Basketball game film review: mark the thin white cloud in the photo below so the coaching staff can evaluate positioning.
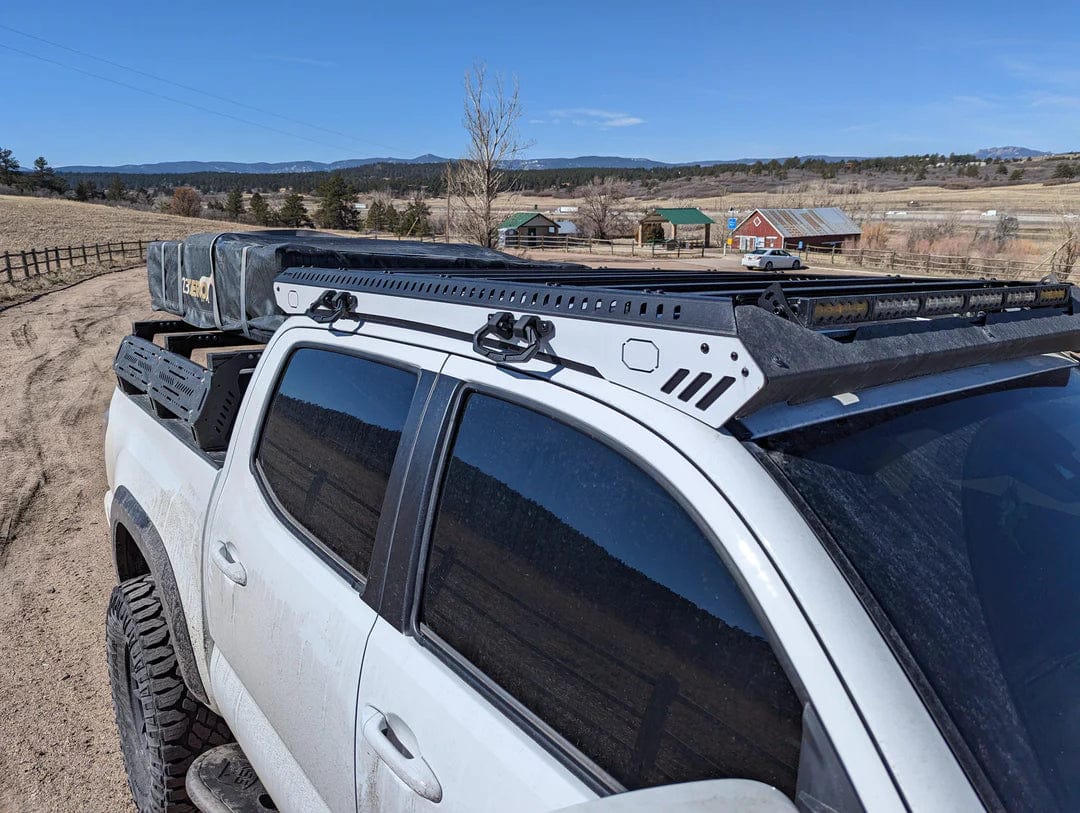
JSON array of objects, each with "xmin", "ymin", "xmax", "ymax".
[{"xmin": 546, "ymin": 108, "xmax": 645, "ymax": 128}]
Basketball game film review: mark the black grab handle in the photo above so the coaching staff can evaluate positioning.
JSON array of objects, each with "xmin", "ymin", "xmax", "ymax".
[
  {"xmin": 306, "ymin": 290, "xmax": 358, "ymax": 325},
  {"xmin": 472, "ymin": 311, "xmax": 555, "ymax": 364}
]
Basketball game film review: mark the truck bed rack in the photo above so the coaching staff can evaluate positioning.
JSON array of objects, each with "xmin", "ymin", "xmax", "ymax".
[{"xmin": 115, "ymin": 321, "xmax": 263, "ymax": 452}]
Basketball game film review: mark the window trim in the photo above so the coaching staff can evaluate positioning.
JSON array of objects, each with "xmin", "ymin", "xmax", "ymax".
[
  {"xmin": 404, "ymin": 380, "xmax": 807, "ymax": 796},
  {"xmin": 248, "ymin": 342, "xmax": 425, "ymax": 594}
]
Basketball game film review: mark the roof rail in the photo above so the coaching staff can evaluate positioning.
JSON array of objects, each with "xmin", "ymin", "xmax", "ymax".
[{"xmin": 273, "ymin": 267, "xmax": 1080, "ymax": 426}]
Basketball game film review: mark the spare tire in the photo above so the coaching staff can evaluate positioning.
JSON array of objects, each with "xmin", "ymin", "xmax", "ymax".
[{"xmin": 106, "ymin": 574, "xmax": 231, "ymax": 812}]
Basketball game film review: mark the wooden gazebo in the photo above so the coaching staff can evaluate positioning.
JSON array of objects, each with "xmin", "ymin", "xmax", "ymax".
[{"xmin": 637, "ymin": 207, "xmax": 715, "ymax": 247}]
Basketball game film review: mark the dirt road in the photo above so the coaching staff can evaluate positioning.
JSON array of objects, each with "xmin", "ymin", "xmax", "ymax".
[{"xmin": 0, "ymin": 267, "xmax": 152, "ymax": 812}]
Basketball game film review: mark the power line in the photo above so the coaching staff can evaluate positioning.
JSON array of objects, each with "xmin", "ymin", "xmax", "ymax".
[
  {"xmin": 0, "ymin": 40, "xmax": 371, "ymax": 155},
  {"xmin": 0, "ymin": 23, "xmax": 404, "ymax": 155}
]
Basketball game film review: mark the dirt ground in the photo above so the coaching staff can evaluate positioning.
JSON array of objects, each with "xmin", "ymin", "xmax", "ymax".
[{"xmin": 0, "ymin": 267, "xmax": 153, "ymax": 812}]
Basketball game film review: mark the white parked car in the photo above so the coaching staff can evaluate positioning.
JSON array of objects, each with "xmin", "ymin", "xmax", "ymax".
[{"xmin": 742, "ymin": 248, "xmax": 802, "ymax": 270}]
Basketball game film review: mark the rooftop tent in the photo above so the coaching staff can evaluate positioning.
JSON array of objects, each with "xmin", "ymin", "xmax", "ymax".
[{"xmin": 147, "ymin": 230, "xmax": 584, "ymax": 340}]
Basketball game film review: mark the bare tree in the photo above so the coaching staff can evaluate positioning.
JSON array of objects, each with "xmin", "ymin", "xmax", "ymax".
[
  {"xmin": 1049, "ymin": 213, "xmax": 1080, "ymax": 277},
  {"xmin": 452, "ymin": 63, "xmax": 528, "ymax": 247},
  {"xmin": 170, "ymin": 186, "xmax": 203, "ymax": 218},
  {"xmin": 578, "ymin": 177, "xmax": 630, "ymax": 239}
]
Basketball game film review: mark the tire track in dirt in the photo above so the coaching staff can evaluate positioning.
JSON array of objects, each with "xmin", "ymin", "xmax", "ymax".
[{"xmin": 0, "ymin": 268, "xmax": 155, "ymax": 812}]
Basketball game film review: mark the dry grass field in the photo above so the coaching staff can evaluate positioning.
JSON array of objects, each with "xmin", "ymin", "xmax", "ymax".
[
  {"xmin": 0, "ymin": 195, "xmax": 259, "ymax": 255},
  {"xmin": 505, "ymin": 181, "xmax": 1080, "ymax": 220}
]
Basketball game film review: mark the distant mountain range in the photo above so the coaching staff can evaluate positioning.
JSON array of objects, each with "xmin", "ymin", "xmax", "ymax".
[
  {"xmin": 974, "ymin": 146, "xmax": 1050, "ymax": 159},
  {"xmin": 55, "ymin": 154, "xmax": 451, "ymax": 174},
  {"xmin": 55, "ymin": 147, "xmax": 1054, "ymax": 175}
]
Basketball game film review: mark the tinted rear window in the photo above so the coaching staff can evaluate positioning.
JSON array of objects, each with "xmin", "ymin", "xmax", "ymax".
[
  {"xmin": 421, "ymin": 394, "xmax": 802, "ymax": 793},
  {"xmin": 256, "ymin": 348, "xmax": 416, "ymax": 578}
]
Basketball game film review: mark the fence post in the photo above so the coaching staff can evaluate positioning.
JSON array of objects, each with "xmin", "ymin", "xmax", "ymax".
[
  {"xmin": 107, "ymin": 243, "xmax": 114, "ymax": 262},
  {"xmin": 120, "ymin": 240, "xmax": 126, "ymax": 258},
  {"xmin": 95, "ymin": 243, "xmax": 101, "ymax": 263},
  {"xmin": 3, "ymin": 252, "xmax": 10, "ymax": 283},
  {"xmin": 21, "ymin": 251, "xmax": 30, "ymax": 278},
  {"xmin": 43, "ymin": 248, "xmax": 52, "ymax": 274}
]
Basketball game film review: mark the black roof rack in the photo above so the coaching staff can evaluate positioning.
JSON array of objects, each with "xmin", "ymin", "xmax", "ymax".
[{"xmin": 271, "ymin": 265, "xmax": 1080, "ymax": 424}]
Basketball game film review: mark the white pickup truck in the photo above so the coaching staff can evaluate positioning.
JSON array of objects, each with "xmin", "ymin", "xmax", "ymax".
[{"xmin": 104, "ymin": 252, "xmax": 1080, "ymax": 813}]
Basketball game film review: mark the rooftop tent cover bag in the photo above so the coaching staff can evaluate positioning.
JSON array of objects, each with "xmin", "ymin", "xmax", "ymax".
[{"xmin": 147, "ymin": 229, "xmax": 584, "ymax": 339}]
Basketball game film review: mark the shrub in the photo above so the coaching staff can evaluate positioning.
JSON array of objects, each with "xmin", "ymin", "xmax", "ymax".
[{"xmin": 170, "ymin": 187, "xmax": 202, "ymax": 218}]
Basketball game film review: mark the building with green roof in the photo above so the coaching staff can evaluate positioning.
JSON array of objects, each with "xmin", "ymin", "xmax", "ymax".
[
  {"xmin": 637, "ymin": 207, "xmax": 716, "ymax": 246},
  {"xmin": 497, "ymin": 212, "xmax": 560, "ymax": 247}
]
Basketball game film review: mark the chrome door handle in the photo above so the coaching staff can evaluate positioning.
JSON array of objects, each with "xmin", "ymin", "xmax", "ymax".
[
  {"xmin": 362, "ymin": 707, "xmax": 442, "ymax": 803},
  {"xmin": 211, "ymin": 541, "xmax": 247, "ymax": 586}
]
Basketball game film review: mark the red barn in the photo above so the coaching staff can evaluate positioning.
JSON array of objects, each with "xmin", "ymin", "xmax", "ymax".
[{"xmin": 731, "ymin": 207, "xmax": 861, "ymax": 251}]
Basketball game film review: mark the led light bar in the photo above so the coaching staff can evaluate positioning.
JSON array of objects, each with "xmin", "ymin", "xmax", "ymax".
[{"xmin": 791, "ymin": 283, "xmax": 1072, "ymax": 328}]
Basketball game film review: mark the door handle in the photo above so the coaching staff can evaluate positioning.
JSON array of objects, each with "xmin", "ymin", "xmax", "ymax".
[
  {"xmin": 211, "ymin": 541, "xmax": 247, "ymax": 586},
  {"xmin": 362, "ymin": 707, "xmax": 442, "ymax": 803}
]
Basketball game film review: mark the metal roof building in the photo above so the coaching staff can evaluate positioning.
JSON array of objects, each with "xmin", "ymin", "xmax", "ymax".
[{"xmin": 731, "ymin": 207, "xmax": 861, "ymax": 250}]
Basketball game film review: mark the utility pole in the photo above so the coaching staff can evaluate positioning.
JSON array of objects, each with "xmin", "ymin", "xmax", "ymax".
[{"xmin": 444, "ymin": 162, "xmax": 452, "ymax": 243}]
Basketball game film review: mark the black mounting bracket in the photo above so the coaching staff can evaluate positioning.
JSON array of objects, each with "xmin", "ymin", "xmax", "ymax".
[
  {"xmin": 757, "ymin": 282, "xmax": 797, "ymax": 321},
  {"xmin": 306, "ymin": 290, "xmax": 359, "ymax": 325},
  {"xmin": 472, "ymin": 311, "xmax": 555, "ymax": 364}
]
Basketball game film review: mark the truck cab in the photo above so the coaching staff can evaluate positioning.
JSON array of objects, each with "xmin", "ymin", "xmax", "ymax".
[{"xmin": 104, "ymin": 250, "xmax": 1080, "ymax": 813}]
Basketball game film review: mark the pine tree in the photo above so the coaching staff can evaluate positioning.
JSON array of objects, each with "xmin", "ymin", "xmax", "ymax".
[
  {"xmin": 397, "ymin": 193, "xmax": 431, "ymax": 236},
  {"xmin": 314, "ymin": 175, "xmax": 358, "ymax": 229},
  {"xmin": 278, "ymin": 193, "xmax": 312, "ymax": 227},
  {"xmin": 0, "ymin": 148, "xmax": 19, "ymax": 186},
  {"xmin": 249, "ymin": 192, "xmax": 274, "ymax": 226},
  {"xmin": 107, "ymin": 176, "xmax": 126, "ymax": 202},
  {"xmin": 366, "ymin": 200, "xmax": 385, "ymax": 231},
  {"xmin": 224, "ymin": 187, "xmax": 245, "ymax": 219},
  {"xmin": 32, "ymin": 156, "xmax": 66, "ymax": 193},
  {"xmin": 74, "ymin": 180, "xmax": 91, "ymax": 201},
  {"xmin": 383, "ymin": 202, "xmax": 399, "ymax": 232}
]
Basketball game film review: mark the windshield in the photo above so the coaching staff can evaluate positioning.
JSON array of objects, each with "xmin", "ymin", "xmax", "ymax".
[{"xmin": 760, "ymin": 366, "xmax": 1080, "ymax": 811}]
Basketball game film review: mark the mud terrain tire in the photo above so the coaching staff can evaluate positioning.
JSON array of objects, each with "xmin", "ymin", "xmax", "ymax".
[{"xmin": 106, "ymin": 574, "xmax": 231, "ymax": 812}]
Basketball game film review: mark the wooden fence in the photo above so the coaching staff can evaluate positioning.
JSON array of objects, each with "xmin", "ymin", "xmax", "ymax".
[
  {"xmin": 1, "ymin": 239, "xmax": 153, "ymax": 284},
  {"xmin": 801, "ymin": 245, "xmax": 1047, "ymax": 281},
  {"xmin": 501, "ymin": 234, "xmax": 707, "ymax": 258}
]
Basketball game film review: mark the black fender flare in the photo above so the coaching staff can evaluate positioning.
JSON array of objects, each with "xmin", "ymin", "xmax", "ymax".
[{"xmin": 110, "ymin": 486, "xmax": 209, "ymax": 706}]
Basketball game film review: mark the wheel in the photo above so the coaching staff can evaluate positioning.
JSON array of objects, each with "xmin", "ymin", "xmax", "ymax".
[
  {"xmin": 791, "ymin": 259, "xmax": 801, "ymax": 270},
  {"xmin": 106, "ymin": 575, "xmax": 232, "ymax": 813},
  {"xmin": 764, "ymin": 261, "xmax": 773, "ymax": 270}
]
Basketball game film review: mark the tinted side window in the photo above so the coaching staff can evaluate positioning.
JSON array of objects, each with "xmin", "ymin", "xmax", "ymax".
[
  {"xmin": 256, "ymin": 348, "xmax": 416, "ymax": 578},
  {"xmin": 420, "ymin": 394, "xmax": 802, "ymax": 794}
]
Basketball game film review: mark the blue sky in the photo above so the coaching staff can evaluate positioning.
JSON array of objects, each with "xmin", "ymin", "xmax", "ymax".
[{"xmin": 3, "ymin": 0, "xmax": 1078, "ymax": 166}]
